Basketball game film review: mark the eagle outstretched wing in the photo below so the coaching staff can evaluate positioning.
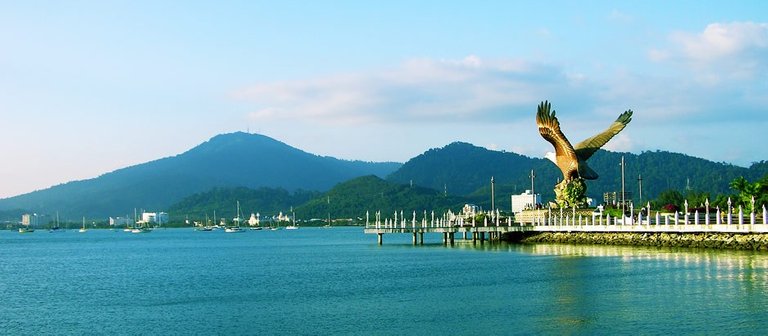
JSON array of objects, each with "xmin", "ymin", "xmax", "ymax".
[
  {"xmin": 573, "ymin": 110, "xmax": 633, "ymax": 161},
  {"xmin": 536, "ymin": 101, "xmax": 579, "ymax": 179}
]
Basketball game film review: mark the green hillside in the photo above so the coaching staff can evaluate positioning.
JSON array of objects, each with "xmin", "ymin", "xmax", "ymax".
[
  {"xmin": 389, "ymin": 142, "xmax": 765, "ymax": 210},
  {"xmin": 0, "ymin": 132, "xmax": 400, "ymax": 220},
  {"xmin": 167, "ymin": 186, "xmax": 321, "ymax": 222},
  {"xmin": 295, "ymin": 175, "xmax": 468, "ymax": 220}
]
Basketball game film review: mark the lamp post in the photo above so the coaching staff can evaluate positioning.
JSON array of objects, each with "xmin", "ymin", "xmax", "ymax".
[
  {"xmin": 530, "ymin": 169, "xmax": 535, "ymax": 210},
  {"xmin": 491, "ymin": 176, "xmax": 495, "ymax": 213},
  {"xmin": 620, "ymin": 156, "xmax": 626, "ymax": 216},
  {"xmin": 705, "ymin": 198, "xmax": 710, "ymax": 225},
  {"xmin": 637, "ymin": 174, "xmax": 643, "ymax": 205}
]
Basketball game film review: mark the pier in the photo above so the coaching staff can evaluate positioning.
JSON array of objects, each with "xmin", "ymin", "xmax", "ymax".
[{"xmin": 364, "ymin": 206, "xmax": 768, "ymax": 245}]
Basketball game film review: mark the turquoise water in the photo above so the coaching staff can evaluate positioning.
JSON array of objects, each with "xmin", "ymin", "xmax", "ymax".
[{"xmin": 1, "ymin": 227, "xmax": 767, "ymax": 335}]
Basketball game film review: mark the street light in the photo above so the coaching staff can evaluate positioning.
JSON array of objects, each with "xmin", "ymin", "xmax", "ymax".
[
  {"xmin": 490, "ymin": 176, "xmax": 495, "ymax": 213},
  {"xmin": 620, "ymin": 156, "xmax": 626, "ymax": 216},
  {"xmin": 530, "ymin": 169, "xmax": 536, "ymax": 210}
]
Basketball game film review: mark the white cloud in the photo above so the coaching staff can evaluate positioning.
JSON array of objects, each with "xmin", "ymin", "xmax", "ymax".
[
  {"xmin": 674, "ymin": 22, "xmax": 768, "ymax": 62},
  {"xmin": 233, "ymin": 56, "xmax": 574, "ymax": 126},
  {"xmin": 647, "ymin": 48, "xmax": 668, "ymax": 62},
  {"xmin": 230, "ymin": 42, "xmax": 767, "ymax": 167},
  {"xmin": 607, "ymin": 9, "xmax": 633, "ymax": 24},
  {"xmin": 601, "ymin": 133, "xmax": 634, "ymax": 152},
  {"xmin": 656, "ymin": 22, "xmax": 768, "ymax": 83}
]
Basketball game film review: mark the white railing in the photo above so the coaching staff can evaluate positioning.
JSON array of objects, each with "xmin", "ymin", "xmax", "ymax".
[{"xmin": 365, "ymin": 205, "xmax": 768, "ymax": 234}]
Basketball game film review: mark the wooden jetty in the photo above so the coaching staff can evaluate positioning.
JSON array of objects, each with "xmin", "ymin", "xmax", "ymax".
[{"xmin": 364, "ymin": 206, "xmax": 768, "ymax": 245}]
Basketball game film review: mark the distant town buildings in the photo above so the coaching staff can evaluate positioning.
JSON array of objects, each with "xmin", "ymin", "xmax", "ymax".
[
  {"xmin": 109, "ymin": 216, "xmax": 134, "ymax": 226},
  {"xmin": 248, "ymin": 213, "xmax": 260, "ymax": 226},
  {"xmin": 462, "ymin": 204, "xmax": 480, "ymax": 218},
  {"xmin": 21, "ymin": 214, "xmax": 32, "ymax": 226},
  {"xmin": 511, "ymin": 190, "xmax": 541, "ymax": 213},
  {"xmin": 275, "ymin": 211, "xmax": 291, "ymax": 222},
  {"xmin": 603, "ymin": 191, "xmax": 633, "ymax": 207},
  {"xmin": 141, "ymin": 212, "xmax": 168, "ymax": 224}
]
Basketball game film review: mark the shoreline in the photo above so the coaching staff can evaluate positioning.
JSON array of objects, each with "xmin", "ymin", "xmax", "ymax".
[{"xmin": 503, "ymin": 231, "xmax": 768, "ymax": 251}]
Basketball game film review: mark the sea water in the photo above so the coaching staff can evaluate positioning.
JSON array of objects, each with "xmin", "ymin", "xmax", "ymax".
[{"xmin": 1, "ymin": 227, "xmax": 767, "ymax": 335}]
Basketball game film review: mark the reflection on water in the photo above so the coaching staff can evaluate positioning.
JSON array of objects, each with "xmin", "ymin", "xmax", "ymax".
[
  {"xmin": 435, "ymin": 240, "xmax": 768, "ymax": 334},
  {"xmin": 2, "ymin": 228, "xmax": 768, "ymax": 334},
  {"xmin": 519, "ymin": 243, "xmax": 768, "ymax": 286},
  {"xmin": 530, "ymin": 243, "xmax": 768, "ymax": 333}
]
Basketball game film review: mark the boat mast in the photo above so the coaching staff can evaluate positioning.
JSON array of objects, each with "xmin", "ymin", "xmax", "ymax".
[{"xmin": 236, "ymin": 201, "xmax": 241, "ymax": 227}]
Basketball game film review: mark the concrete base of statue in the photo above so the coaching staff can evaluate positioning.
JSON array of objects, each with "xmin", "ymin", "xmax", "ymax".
[{"xmin": 553, "ymin": 177, "xmax": 587, "ymax": 208}]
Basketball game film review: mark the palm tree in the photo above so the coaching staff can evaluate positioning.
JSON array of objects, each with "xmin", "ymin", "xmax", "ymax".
[{"xmin": 729, "ymin": 176, "xmax": 760, "ymax": 212}]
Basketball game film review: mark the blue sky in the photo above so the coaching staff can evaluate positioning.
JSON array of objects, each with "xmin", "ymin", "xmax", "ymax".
[{"xmin": 1, "ymin": 1, "xmax": 767, "ymax": 198}]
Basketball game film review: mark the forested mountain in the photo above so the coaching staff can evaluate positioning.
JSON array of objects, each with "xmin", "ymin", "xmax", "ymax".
[
  {"xmin": 388, "ymin": 142, "xmax": 765, "ymax": 209},
  {"xmin": 295, "ymin": 175, "xmax": 468, "ymax": 219},
  {"xmin": 0, "ymin": 132, "xmax": 401, "ymax": 220},
  {"xmin": 2, "ymin": 132, "xmax": 764, "ymax": 223},
  {"xmin": 388, "ymin": 142, "xmax": 559, "ymax": 196},
  {"xmin": 167, "ymin": 187, "xmax": 320, "ymax": 222}
]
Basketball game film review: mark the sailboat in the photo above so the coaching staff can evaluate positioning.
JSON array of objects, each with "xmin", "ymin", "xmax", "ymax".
[
  {"xmin": 124, "ymin": 210, "xmax": 136, "ymax": 232},
  {"xmin": 225, "ymin": 201, "xmax": 245, "ymax": 233},
  {"xmin": 248, "ymin": 212, "xmax": 262, "ymax": 230},
  {"xmin": 195, "ymin": 213, "xmax": 213, "ymax": 231},
  {"xmin": 18, "ymin": 223, "xmax": 35, "ymax": 233},
  {"xmin": 49, "ymin": 212, "xmax": 64, "ymax": 233},
  {"xmin": 19, "ymin": 213, "xmax": 36, "ymax": 233},
  {"xmin": 130, "ymin": 209, "xmax": 153, "ymax": 233},
  {"xmin": 131, "ymin": 226, "xmax": 151, "ymax": 233},
  {"xmin": 79, "ymin": 217, "xmax": 88, "ymax": 233},
  {"xmin": 131, "ymin": 220, "xmax": 152, "ymax": 233},
  {"xmin": 284, "ymin": 207, "xmax": 298, "ymax": 230},
  {"xmin": 323, "ymin": 196, "xmax": 331, "ymax": 228},
  {"xmin": 195, "ymin": 225, "xmax": 213, "ymax": 232},
  {"xmin": 324, "ymin": 213, "xmax": 332, "ymax": 228}
]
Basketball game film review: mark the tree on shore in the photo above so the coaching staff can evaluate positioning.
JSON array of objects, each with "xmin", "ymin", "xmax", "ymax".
[
  {"xmin": 730, "ymin": 176, "xmax": 762, "ymax": 212},
  {"xmin": 650, "ymin": 174, "xmax": 767, "ymax": 213}
]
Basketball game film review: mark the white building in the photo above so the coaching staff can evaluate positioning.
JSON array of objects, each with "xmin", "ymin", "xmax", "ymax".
[
  {"xmin": 248, "ymin": 213, "xmax": 260, "ymax": 226},
  {"xmin": 275, "ymin": 211, "xmax": 291, "ymax": 222},
  {"xmin": 141, "ymin": 212, "xmax": 169, "ymax": 225},
  {"xmin": 109, "ymin": 216, "xmax": 134, "ymax": 226},
  {"xmin": 461, "ymin": 204, "xmax": 480, "ymax": 218},
  {"xmin": 511, "ymin": 190, "xmax": 541, "ymax": 213}
]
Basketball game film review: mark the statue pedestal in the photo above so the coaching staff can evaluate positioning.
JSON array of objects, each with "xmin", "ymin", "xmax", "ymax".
[{"xmin": 554, "ymin": 178, "xmax": 587, "ymax": 208}]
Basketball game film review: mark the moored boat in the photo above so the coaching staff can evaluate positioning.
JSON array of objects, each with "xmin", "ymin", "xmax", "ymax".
[
  {"xmin": 79, "ymin": 217, "xmax": 88, "ymax": 233},
  {"xmin": 224, "ymin": 201, "xmax": 246, "ymax": 233}
]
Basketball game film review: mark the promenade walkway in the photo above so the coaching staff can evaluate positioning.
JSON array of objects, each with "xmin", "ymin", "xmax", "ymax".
[{"xmin": 364, "ymin": 206, "xmax": 768, "ymax": 245}]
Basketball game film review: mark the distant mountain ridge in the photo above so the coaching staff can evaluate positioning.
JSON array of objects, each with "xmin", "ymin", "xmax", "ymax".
[
  {"xmin": 0, "ymin": 132, "xmax": 401, "ymax": 219},
  {"xmin": 1, "ymin": 132, "xmax": 764, "ymax": 222},
  {"xmin": 388, "ymin": 142, "xmax": 766, "ymax": 206}
]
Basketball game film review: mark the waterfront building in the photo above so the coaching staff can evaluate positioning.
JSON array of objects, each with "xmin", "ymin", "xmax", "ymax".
[
  {"xmin": 276, "ymin": 211, "xmax": 291, "ymax": 222},
  {"xmin": 248, "ymin": 213, "xmax": 260, "ymax": 226},
  {"xmin": 141, "ymin": 212, "xmax": 169, "ymax": 224},
  {"xmin": 511, "ymin": 190, "xmax": 541, "ymax": 213},
  {"xmin": 461, "ymin": 204, "xmax": 480, "ymax": 218},
  {"xmin": 603, "ymin": 191, "xmax": 633, "ymax": 207},
  {"xmin": 109, "ymin": 216, "xmax": 134, "ymax": 226}
]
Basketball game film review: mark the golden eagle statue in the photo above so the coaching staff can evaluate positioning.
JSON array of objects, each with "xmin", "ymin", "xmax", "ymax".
[{"xmin": 536, "ymin": 101, "xmax": 633, "ymax": 207}]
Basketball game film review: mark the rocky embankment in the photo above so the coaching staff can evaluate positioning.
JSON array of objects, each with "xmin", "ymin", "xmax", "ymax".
[{"xmin": 504, "ymin": 232, "xmax": 768, "ymax": 251}]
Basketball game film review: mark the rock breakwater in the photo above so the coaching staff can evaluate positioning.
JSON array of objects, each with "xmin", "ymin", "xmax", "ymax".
[{"xmin": 504, "ymin": 232, "xmax": 768, "ymax": 251}]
